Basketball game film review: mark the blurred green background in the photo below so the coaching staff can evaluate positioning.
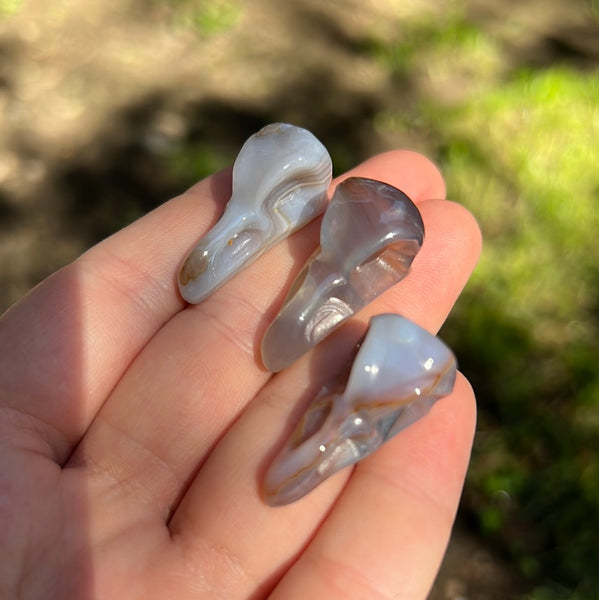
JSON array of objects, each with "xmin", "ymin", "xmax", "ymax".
[{"xmin": 0, "ymin": 0, "xmax": 598, "ymax": 598}]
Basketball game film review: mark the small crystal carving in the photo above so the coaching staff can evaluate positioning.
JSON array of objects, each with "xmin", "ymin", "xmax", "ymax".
[
  {"xmin": 179, "ymin": 123, "xmax": 332, "ymax": 303},
  {"xmin": 261, "ymin": 177, "xmax": 425, "ymax": 372},
  {"xmin": 263, "ymin": 314, "xmax": 457, "ymax": 506}
]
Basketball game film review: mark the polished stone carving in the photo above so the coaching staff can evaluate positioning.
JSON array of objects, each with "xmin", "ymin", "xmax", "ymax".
[
  {"xmin": 179, "ymin": 123, "xmax": 332, "ymax": 303},
  {"xmin": 261, "ymin": 177, "xmax": 424, "ymax": 372},
  {"xmin": 263, "ymin": 314, "xmax": 457, "ymax": 506}
]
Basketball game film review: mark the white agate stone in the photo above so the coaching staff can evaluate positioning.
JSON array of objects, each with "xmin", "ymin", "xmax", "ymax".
[
  {"xmin": 263, "ymin": 314, "xmax": 457, "ymax": 506},
  {"xmin": 178, "ymin": 123, "xmax": 332, "ymax": 303},
  {"xmin": 261, "ymin": 177, "xmax": 424, "ymax": 372}
]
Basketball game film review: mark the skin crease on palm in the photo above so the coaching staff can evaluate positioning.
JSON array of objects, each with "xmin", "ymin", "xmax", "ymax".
[{"xmin": 0, "ymin": 150, "xmax": 481, "ymax": 600}]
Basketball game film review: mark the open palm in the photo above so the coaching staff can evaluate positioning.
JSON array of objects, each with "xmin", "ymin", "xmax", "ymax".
[{"xmin": 0, "ymin": 150, "xmax": 480, "ymax": 599}]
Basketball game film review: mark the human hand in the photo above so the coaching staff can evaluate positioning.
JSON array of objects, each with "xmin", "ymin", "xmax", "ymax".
[{"xmin": 0, "ymin": 150, "xmax": 481, "ymax": 599}]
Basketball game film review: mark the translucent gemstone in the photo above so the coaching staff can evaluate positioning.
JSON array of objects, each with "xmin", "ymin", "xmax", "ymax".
[
  {"xmin": 261, "ymin": 177, "xmax": 424, "ymax": 372},
  {"xmin": 263, "ymin": 314, "xmax": 456, "ymax": 506},
  {"xmin": 178, "ymin": 123, "xmax": 332, "ymax": 303}
]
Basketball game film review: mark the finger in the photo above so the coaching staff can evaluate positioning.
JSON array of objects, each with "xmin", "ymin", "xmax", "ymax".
[
  {"xmin": 167, "ymin": 197, "xmax": 480, "ymax": 598},
  {"xmin": 0, "ymin": 169, "xmax": 233, "ymax": 462},
  {"xmin": 69, "ymin": 151, "xmax": 450, "ymax": 522},
  {"xmin": 270, "ymin": 374, "xmax": 476, "ymax": 600}
]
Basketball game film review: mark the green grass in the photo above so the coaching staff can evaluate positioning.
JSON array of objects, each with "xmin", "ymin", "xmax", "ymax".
[
  {"xmin": 165, "ymin": 142, "xmax": 234, "ymax": 185},
  {"xmin": 436, "ymin": 67, "xmax": 599, "ymax": 334},
  {"xmin": 0, "ymin": 0, "xmax": 22, "ymax": 18},
  {"xmin": 150, "ymin": 0, "xmax": 241, "ymax": 35},
  {"xmin": 371, "ymin": 9, "xmax": 599, "ymax": 596},
  {"xmin": 441, "ymin": 63, "xmax": 599, "ymax": 600}
]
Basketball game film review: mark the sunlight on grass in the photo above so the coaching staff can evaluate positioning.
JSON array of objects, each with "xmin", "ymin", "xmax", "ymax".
[
  {"xmin": 150, "ymin": 0, "xmax": 241, "ymax": 36},
  {"xmin": 180, "ymin": 0, "xmax": 240, "ymax": 35},
  {"xmin": 434, "ymin": 61, "xmax": 599, "ymax": 600},
  {"xmin": 434, "ymin": 66, "xmax": 599, "ymax": 596},
  {"xmin": 372, "ymin": 8, "xmax": 599, "ymax": 594},
  {"xmin": 438, "ymin": 67, "xmax": 599, "ymax": 339},
  {"xmin": 0, "ymin": 0, "xmax": 22, "ymax": 18}
]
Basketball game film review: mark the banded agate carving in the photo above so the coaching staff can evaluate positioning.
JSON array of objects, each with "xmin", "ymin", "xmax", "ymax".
[
  {"xmin": 178, "ymin": 123, "xmax": 332, "ymax": 303},
  {"xmin": 263, "ymin": 314, "xmax": 457, "ymax": 506},
  {"xmin": 261, "ymin": 177, "xmax": 424, "ymax": 372}
]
